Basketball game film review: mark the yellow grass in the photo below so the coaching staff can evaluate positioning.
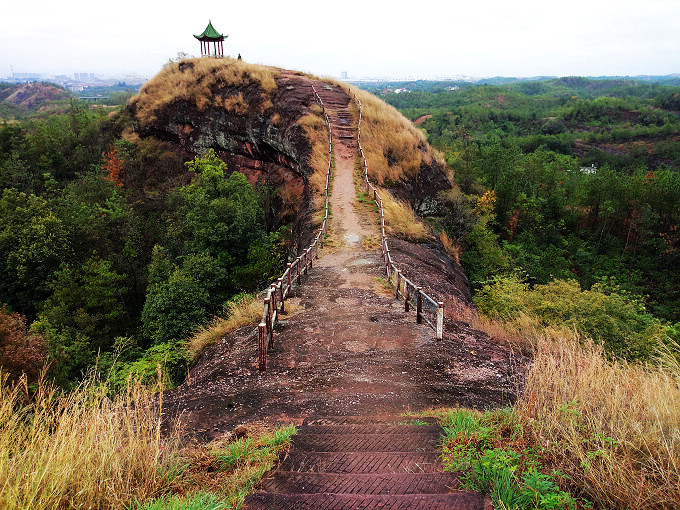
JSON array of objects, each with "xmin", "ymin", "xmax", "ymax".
[
  {"xmin": 446, "ymin": 298, "xmax": 680, "ymax": 508},
  {"xmin": 0, "ymin": 373, "xmax": 177, "ymax": 510},
  {"xmin": 379, "ymin": 188, "xmax": 430, "ymax": 242},
  {"xmin": 130, "ymin": 57, "xmax": 279, "ymax": 126},
  {"xmin": 219, "ymin": 92, "xmax": 249, "ymax": 115},
  {"xmin": 440, "ymin": 231, "xmax": 461, "ymax": 264},
  {"xmin": 521, "ymin": 337, "xmax": 680, "ymax": 509},
  {"xmin": 188, "ymin": 294, "xmax": 264, "ymax": 361},
  {"xmin": 340, "ymin": 86, "xmax": 447, "ymax": 186},
  {"xmin": 298, "ymin": 107, "xmax": 331, "ymax": 210}
]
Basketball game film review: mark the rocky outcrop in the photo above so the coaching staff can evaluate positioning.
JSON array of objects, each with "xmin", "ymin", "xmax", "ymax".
[{"xmin": 128, "ymin": 59, "xmax": 453, "ymax": 248}]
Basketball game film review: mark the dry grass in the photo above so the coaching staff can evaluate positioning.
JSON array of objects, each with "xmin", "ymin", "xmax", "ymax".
[
  {"xmin": 440, "ymin": 231, "xmax": 461, "ymax": 264},
  {"xmin": 0, "ymin": 373, "xmax": 177, "ymax": 510},
  {"xmin": 299, "ymin": 107, "xmax": 330, "ymax": 197},
  {"xmin": 379, "ymin": 188, "xmax": 430, "ymax": 242},
  {"xmin": 340, "ymin": 86, "xmax": 447, "ymax": 186},
  {"xmin": 446, "ymin": 298, "xmax": 680, "ymax": 508},
  {"xmin": 521, "ymin": 337, "xmax": 680, "ymax": 509},
  {"xmin": 188, "ymin": 294, "xmax": 263, "ymax": 361},
  {"xmin": 130, "ymin": 57, "xmax": 279, "ymax": 126},
  {"xmin": 219, "ymin": 92, "xmax": 249, "ymax": 115}
]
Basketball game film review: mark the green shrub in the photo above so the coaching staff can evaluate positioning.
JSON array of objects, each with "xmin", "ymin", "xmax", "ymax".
[{"xmin": 476, "ymin": 276, "xmax": 675, "ymax": 361}]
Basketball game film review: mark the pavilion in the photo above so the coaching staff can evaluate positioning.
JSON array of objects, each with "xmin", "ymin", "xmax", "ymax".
[{"xmin": 194, "ymin": 21, "xmax": 227, "ymax": 57}]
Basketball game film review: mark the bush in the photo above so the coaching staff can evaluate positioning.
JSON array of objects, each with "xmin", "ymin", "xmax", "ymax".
[{"xmin": 476, "ymin": 276, "xmax": 675, "ymax": 361}]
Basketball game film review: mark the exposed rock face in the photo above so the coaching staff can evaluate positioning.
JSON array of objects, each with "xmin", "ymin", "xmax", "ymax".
[{"xmin": 128, "ymin": 59, "xmax": 453, "ymax": 248}]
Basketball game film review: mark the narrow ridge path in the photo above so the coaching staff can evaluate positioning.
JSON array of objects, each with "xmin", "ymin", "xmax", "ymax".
[
  {"xmin": 243, "ymin": 415, "xmax": 491, "ymax": 509},
  {"xmin": 161, "ymin": 78, "xmax": 519, "ymax": 442}
]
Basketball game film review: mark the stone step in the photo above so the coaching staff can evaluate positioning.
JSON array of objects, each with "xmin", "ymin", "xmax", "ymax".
[
  {"xmin": 290, "ymin": 433, "xmax": 441, "ymax": 453},
  {"xmin": 243, "ymin": 492, "xmax": 489, "ymax": 510},
  {"xmin": 303, "ymin": 415, "xmax": 438, "ymax": 426},
  {"xmin": 299, "ymin": 424, "xmax": 442, "ymax": 435},
  {"xmin": 260, "ymin": 472, "xmax": 459, "ymax": 495},
  {"xmin": 279, "ymin": 451, "xmax": 442, "ymax": 474}
]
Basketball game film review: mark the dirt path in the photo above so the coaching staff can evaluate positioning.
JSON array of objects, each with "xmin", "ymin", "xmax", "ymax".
[{"xmin": 161, "ymin": 82, "xmax": 523, "ymax": 441}]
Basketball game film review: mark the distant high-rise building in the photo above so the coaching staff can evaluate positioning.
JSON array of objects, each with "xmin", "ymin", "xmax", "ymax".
[{"xmin": 341, "ymin": 71, "xmax": 348, "ymax": 80}]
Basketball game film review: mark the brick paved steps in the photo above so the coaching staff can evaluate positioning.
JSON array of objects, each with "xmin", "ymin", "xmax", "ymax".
[
  {"xmin": 303, "ymin": 416, "xmax": 439, "ymax": 426},
  {"xmin": 279, "ymin": 451, "xmax": 442, "ymax": 474},
  {"xmin": 290, "ymin": 433, "xmax": 441, "ymax": 452},
  {"xmin": 296, "ymin": 424, "xmax": 442, "ymax": 435},
  {"xmin": 244, "ymin": 492, "xmax": 488, "ymax": 510},
  {"xmin": 260, "ymin": 472, "xmax": 459, "ymax": 494},
  {"xmin": 242, "ymin": 413, "xmax": 492, "ymax": 508}
]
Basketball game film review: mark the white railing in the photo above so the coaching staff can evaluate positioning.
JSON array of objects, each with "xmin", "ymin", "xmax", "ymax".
[
  {"xmin": 350, "ymin": 89, "xmax": 444, "ymax": 339},
  {"xmin": 257, "ymin": 85, "xmax": 333, "ymax": 371}
]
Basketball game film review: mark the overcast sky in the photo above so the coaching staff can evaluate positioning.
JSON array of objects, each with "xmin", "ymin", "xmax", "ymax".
[{"xmin": 2, "ymin": 0, "xmax": 679, "ymax": 80}]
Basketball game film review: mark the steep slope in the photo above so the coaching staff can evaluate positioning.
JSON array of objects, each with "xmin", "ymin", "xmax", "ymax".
[{"xmin": 128, "ymin": 58, "xmax": 452, "ymax": 246}]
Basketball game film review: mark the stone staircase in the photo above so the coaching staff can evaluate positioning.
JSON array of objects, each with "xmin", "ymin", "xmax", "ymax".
[{"xmin": 243, "ymin": 416, "xmax": 490, "ymax": 509}]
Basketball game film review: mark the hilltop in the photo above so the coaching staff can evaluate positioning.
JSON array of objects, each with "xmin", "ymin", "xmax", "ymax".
[
  {"xmin": 128, "ymin": 58, "xmax": 451, "ymax": 240},
  {"xmin": 0, "ymin": 82, "xmax": 73, "ymax": 119}
]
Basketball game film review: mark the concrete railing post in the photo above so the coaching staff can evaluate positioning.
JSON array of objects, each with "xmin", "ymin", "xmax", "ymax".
[
  {"xmin": 436, "ymin": 301, "xmax": 444, "ymax": 340},
  {"xmin": 416, "ymin": 287, "xmax": 423, "ymax": 324},
  {"xmin": 258, "ymin": 323, "xmax": 267, "ymax": 371}
]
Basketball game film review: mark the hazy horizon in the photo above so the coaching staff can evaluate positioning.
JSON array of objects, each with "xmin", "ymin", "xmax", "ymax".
[{"xmin": 2, "ymin": 0, "xmax": 679, "ymax": 81}]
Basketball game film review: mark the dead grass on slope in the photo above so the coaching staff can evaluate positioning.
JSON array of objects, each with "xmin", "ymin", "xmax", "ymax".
[
  {"xmin": 0, "ymin": 373, "xmax": 178, "ymax": 510},
  {"xmin": 340, "ymin": 86, "xmax": 446, "ymax": 187},
  {"xmin": 131, "ymin": 57, "xmax": 279, "ymax": 126},
  {"xmin": 188, "ymin": 294, "xmax": 263, "ymax": 361},
  {"xmin": 379, "ymin": 188, "xmax": 430, "ymax": 242},
  {"xmin": 446, "ymin": 298, "xmax": 680, "ymax": 509}
]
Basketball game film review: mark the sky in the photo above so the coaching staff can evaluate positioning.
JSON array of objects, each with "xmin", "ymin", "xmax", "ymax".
[{"xmin": 2, "ymin": 0, "xmax": 679, "ymax": 80}]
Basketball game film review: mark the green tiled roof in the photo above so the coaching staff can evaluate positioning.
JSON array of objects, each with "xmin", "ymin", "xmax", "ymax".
[{"xmin": 194, "ymin": 20, "xmax": 226, "ymax": 40}]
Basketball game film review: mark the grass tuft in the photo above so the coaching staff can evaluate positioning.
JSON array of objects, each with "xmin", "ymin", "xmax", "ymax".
[
  {"xmin": 379, "ymin": 189, "xmax": 430, "ymax": 242},
  {"xmin": 130, "ymin": 58, "xmax": 279, "ymax": 127},
  {"xmin": 0, "ymin": 372, "xmax": 178, "ymax": 510},
  {"xmin": 188, "ymin": 293, "xmax": 263, "ymax": 361}
]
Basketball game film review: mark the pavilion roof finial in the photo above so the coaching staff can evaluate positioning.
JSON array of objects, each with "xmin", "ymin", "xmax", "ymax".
[{"xmin": 194, "ymin": 20, "xmax": 227, "ymax": 41}]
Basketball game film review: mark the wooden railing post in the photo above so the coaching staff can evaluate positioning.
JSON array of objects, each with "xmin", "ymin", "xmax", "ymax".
[
  {"xmin": 395, "ymin": 269, "xmax": 401, "ymax": 299},
  {"xmin": 296, "ymin": 257, "xmax": 301, "ymax": 284},
  {"xmin": 270, "ymin": 283, "xmax": 277, "ymax": 317},
  {"xmin": 416, "ymin": 287, "xmax": 423, "ymax": 324},
  {"xmin": 308, "ymin": 247, "xmax": 313, "ymax": 269},
  {"xmin": 436, "ymin": 301, "xmax": 444, "ymax": 340},
  {"xmin": 405, "ymin": 283, "xmax": 410, "ymax": 312},
  {"xmin": 278, "ymin": 278, "xmax": 284, "ymax": 313},
  {"xmin": 264, "ymin": 297, "xmax": 272, "ymax": 342},
  {"xmin": 286, "ymin": 263, "xmax": 292, "ymax": 293},
  {"xmin": 258, "ymin": 323, "xmax": 267, "ymax": 371},
  {"xmin": 303, "ymin": 251, "xmax": 308, "ymax": 275}
]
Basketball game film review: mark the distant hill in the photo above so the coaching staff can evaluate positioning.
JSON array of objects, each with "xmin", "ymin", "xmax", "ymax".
[{"xmin": 0, "ymin": 82, "xmax": 73, "ymax": 119}]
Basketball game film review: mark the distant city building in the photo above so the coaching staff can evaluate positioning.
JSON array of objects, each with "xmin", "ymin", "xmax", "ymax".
[{"xmin": 341, "ymin": 71, "xmax": 348, "ymax": 80}]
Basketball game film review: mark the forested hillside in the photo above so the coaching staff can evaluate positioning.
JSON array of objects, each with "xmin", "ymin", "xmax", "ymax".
[
  {"xmin": 377, "ymin": 78, "xmax": 680, "ymax": 359},
  {"xmin": 0, "ymin": 87, "xmax": 287, "ymax": 388}
]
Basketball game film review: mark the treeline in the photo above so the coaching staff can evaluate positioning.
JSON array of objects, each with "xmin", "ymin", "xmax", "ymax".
[
  {"xmin": 379, "ymin": 78, "xmax": 680, "ymax": 360},
  {"xmin": 0, "ymin": 102, "xmax": 286, "ymax": 388}
]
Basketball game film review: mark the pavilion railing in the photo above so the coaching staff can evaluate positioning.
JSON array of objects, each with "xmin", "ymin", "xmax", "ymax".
[
  {"xmin": 349, "ymin": 88, "xmax": 444, "ymax": 339},
  {"xmin": 257, "ymin": 84, "xmax": 333, "ymax": 371}
]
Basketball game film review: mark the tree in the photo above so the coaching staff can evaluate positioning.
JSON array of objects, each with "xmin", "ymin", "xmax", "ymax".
[
  {"xmin": 0, "ymin": 305, "xmax": 48, "ymax": 384},
  {"xmin": 0, "ymin": 189, "xmax": 70, "ymax": 319}
]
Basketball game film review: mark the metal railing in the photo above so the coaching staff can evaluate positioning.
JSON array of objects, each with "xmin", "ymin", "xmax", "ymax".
[
  {"xmin": 257, "ymin": 84, "xmax": 333, "ymax": 371},
  {"xmin": 350, "ymin": 89, "xmax": 444, "ymax": 339}
]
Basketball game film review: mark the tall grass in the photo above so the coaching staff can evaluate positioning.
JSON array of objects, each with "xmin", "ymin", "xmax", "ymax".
[
  {"xmin": 0, "ymin": 372, "xmax": 177, "ymax": 509},
  {"xmin": 521, "ymin": 338, "xmax": 680, "ymax": 509},
  {"xmin": 187, "ymin": 293, "xmax": 263, "ymax": 361},
  {"xmin": 445, "ymin": 298, "xmax": 680, "ymax": 508},
  {"xmin": 131, "ymin": 58, "xmax": 279, "ymax": 126},
  {"xmin": 379, "ymin": 188, "xmax": 430, "ymax": 242},
  {"xmin": 343, "ymin": 86, "xmax": 446, "ymax": 187}
]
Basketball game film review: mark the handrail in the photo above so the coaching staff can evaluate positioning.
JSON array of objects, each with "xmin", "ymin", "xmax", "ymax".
[
  {"xmin": 349, "ymin": 88, "xmax": 444, "ymax": 339},
  {"xmin": 257, "ymin": 84, "xmax": 333, "ymax": 371}
]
